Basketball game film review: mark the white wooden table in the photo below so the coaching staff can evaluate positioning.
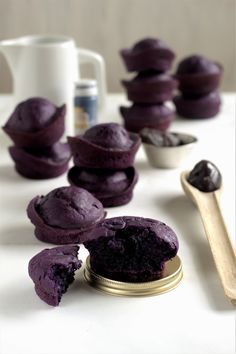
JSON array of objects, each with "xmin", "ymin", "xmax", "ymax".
[{"xmin": 0, "ymin": 94, "xmax": 235, "ymax": 354}]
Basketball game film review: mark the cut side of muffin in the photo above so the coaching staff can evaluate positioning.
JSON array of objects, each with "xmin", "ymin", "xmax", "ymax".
[{"xmin": 84, "ymin": 216, "xmax": 178, "ymax": 282}]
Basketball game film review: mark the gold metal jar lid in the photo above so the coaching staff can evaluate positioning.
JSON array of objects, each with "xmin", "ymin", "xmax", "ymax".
[{"xmin": 84, "ymin": 255, "xmax": 183, "ymax": 297}]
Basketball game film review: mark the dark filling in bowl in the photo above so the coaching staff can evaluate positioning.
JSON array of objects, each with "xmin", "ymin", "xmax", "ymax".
[{"xmin": 141, "ymin": 128, "xmax": 196, "ymax": 147}]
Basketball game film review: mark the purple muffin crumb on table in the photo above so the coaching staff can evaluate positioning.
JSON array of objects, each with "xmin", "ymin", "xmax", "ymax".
[
  {"xmin": 68, "ymin": 166, "xmax": 138, "ymax": 207},
  {"xmin": 84, "ymin": 216, "xmax": 179, "ymax": 282},
  {"xmin": 28, "ymin": 245, "xmax": 82, "ymax": 306},
  {"xmin": 27, "ymin": 186, "xmax": 106, "ymax": 244}
]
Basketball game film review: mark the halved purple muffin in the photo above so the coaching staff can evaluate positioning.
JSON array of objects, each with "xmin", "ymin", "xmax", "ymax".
[
  {"xmin": 27, "ymin": 186, "xmax": 106, "ymax": 244},
  {"xmin": 122, "ymin": 71, "xmax": 178, "ymax": 104},
  {"xmin": 84, "ymin": 216, "xmax": 179, "ymax": 282},
  {"xmin": 68, "ymin": 123, "xmax": 141, "ymax": 169},
  {"xmin": 175, "ymin": 55, "xmax": 223, "ymax": 97},
  {"xmin": 173, "ymin": 91, "xmax": 221, "ymax": 119},
  {"xmin": 120, "ymin": 38, "xmax": 175, "ymax": 72},
  {"xmin": 2, "ymin": 97, "xmax": 65, "ymax": 148},
  {"xmin": 68, "ymin": 166, "xmax": 138, "ymax": 207},
  {"xmin": 120, "ymin": 104, "xmax": 175, "ymax": 133},
  {"xmin": 9, "ymin": 142, "xmax": 71, "ymax": 179},
  {"xmin": 28, "ymin": 245, "xmax": 82, "ymax": 306}
]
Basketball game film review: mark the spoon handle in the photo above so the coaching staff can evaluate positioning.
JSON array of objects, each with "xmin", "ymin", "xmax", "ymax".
[{"xmin": 196, "ymin": 192, "xmax": 236, "ymax": 304}]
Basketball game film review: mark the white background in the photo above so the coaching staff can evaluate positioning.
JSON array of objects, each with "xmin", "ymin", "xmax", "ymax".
[{"xmin": 0, "ymin": 94, "xmax": 235, "ymax": 354}]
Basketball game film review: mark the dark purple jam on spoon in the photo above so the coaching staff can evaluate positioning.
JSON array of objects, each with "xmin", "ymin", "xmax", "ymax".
[{"xmin": 188, "ymin": 160, "xmax": 222, "ymax": 192}]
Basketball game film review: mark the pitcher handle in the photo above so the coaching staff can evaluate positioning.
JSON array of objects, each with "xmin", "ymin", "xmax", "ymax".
[{"xmin": 77, "ymin": 48, "xmax": 107, "ymax": 111}]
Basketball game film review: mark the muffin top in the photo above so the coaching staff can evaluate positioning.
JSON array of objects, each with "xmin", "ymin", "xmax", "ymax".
[
  {"xmin": 83, "ymin": 123, "xmax": 133, "ymax": 150},
  {"xmin": 176, "ymin": 55, "xmax": 220, "ymax": 75},
  {"xmin": 5, "ymin": 97, "xmax": 57, "ymax": 132},
  {"xmin": 188, "ymin": 160, "xmax": 222, "ymax": 192},
  {"xmin": 132, "ymin": 38, "xmax": 168, "ymax": 52},
  {"xmin": 85, "ymin": 216, "xmax": 178, "ymax": 252},
  {"xmin": 36, "ymin": 186, "xmax": 104, "ymax": 229}
]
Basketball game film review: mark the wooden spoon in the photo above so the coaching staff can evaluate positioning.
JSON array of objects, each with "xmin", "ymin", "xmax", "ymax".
[{"xmin": 181, "ymin": 171, "xmax": 236, "ymax": 305}]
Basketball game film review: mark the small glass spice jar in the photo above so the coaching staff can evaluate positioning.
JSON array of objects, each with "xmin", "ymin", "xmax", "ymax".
[{"xmin": 74, "ymin": 79, "xmax": 98, "ymax": 134}]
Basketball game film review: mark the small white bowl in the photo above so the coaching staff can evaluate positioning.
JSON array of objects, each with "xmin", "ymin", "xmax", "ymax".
[{"xmin": 143, "ymin": 132, "xmax": 197, "ymax": 169}]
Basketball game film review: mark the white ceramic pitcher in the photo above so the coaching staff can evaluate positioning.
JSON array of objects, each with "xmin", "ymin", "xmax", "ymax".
[{"xmin": 0, "ymin": 35, "xmax": 107, "ymax": 135}]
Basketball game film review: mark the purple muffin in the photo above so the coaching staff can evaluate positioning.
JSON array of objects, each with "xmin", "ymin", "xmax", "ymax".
[
  {"xmin": 84, "ymin": 216, "xmax": 179, "ymax": 282},
  {"xmin": 174, "ymin": 91, "xmax": 221, "ymax": 119},
  {"xmin": 68, "ymin": 166, "xmax": 138, "ymax": 207},
  {"xmin": 28, "ymin": 245, "xmax": 82, "ymax": 306},
  {"xmin": 9, "ymin": 142, "xmax": 71, "ymax": 179},
  {"xmin": 27, "ymin": 186, "xmax": 106, "ymax": 244},
  {"xmin": 175, "ymin": 55, "xmax": 223, "ymax": 97},
  {"xmin": 68, "ymin": 123, "xmax": 141, "ymax": 169},
  {"xmin": 120, "ymin": 104, "xmax": 175, "ymax": 133},
  {"xmin": 2, "ymin": 97, "xmax": 65, "ymax": 148},
  {"xmin": 122, "ymin": 71, "xmax": 178, "ymax": 104},
  {"xmin": 120, "ymin": 38, "xmax": 175, "ymax": 72}
]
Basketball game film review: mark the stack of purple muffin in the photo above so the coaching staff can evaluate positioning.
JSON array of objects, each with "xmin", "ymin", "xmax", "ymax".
[
  {"xmin": 67, "ymin": 123, "xmax": 141, "ymax": 207},
  {"xmin": 119, "ymin": 38, "xmax": 177, "ymax": 133},
  {"xmin": 2, "ymin": 97, "xmax": 71, "ymax": 179},
  {"xmin": 174, "ymin": 55, "xmax": 223, "ymax": 119}
]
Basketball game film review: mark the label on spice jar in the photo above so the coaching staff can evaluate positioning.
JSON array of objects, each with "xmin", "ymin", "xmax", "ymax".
[{"xmin": 74, "ymin": 80, "xmax": 98, "ymax": 134}]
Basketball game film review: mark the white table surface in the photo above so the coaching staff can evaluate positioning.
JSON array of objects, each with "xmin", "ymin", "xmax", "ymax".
[{"xmin": 0, "ymin": 94, "xmax": 235, "ymax": 354}]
